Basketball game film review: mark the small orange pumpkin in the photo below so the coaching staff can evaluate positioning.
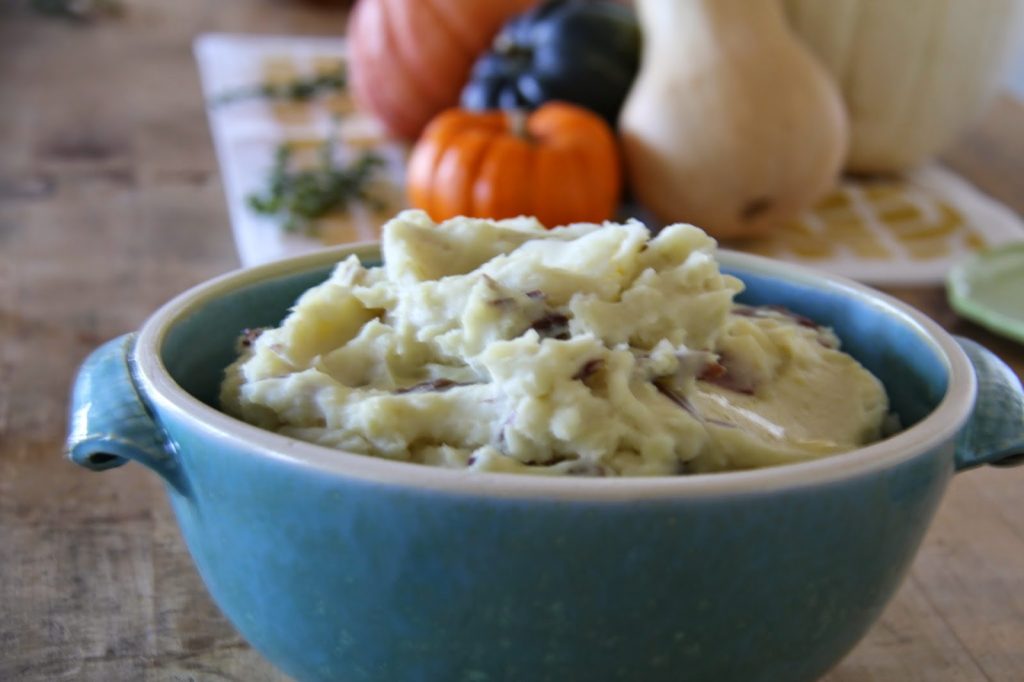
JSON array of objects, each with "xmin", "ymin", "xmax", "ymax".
[{"xmin": 406, "ymin": 102, "xmax": 622, "ymax": 228}]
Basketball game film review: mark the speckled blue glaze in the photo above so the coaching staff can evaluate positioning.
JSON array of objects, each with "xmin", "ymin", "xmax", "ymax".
[{"xmin": 68, "ymin": 246, "xmax": 1024, "ymax": 682}]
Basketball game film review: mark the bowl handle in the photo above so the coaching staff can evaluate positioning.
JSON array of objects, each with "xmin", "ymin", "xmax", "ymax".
[
  {"xmin": 66, "ymin": 333, "xmax": 189, "ymax": 494},
  {"xmin": 954, "ymin": 336, "xmax": 1024, "ymax": 471}
]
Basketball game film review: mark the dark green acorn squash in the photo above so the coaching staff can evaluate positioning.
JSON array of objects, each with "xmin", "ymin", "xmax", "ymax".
[{"xmin": 460, "ymin": 0, "xmax": 641, "ymax": 125}]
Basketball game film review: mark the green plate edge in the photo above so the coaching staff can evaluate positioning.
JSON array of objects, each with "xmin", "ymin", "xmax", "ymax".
[{"xmin": 947, "ymin": 241, "xmax": 1024, "ymax": 345}]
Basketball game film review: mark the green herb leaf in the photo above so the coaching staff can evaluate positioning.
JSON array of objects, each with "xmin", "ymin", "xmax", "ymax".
[
  {"xmin": 212, "ymin": 65, "xmax": 347, "ymax": 107},
  {"xmin": 247, "ymin": 139, "xmax": 387, "ymax": 235}
]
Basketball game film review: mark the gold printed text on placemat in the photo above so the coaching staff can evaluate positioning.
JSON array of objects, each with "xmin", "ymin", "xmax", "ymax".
[
  {"xmin": 313, "ymin": 55, "xmax": 355, "ymax": 118},
  {"xmin": 744, "ymin": 180, "xmax": 988, "ymax": 263},
  {"xmin": 262, "ymin": 55, "xmax": 310, "ymax": 125}
]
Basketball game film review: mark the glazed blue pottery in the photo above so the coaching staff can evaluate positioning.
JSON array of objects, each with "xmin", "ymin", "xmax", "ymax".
[{"xmin": 67, "ymin": 244, "xmax": 1024, "ymax": 682}]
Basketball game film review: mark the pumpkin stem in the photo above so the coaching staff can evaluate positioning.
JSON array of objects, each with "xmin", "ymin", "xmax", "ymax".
[
  {"xmin": 494, "ymin": 32, "xmax": 516, "ymax": 56},
  {"xmin": 507, "ymin": 109, "xmax": 532, "ymax": 142}
]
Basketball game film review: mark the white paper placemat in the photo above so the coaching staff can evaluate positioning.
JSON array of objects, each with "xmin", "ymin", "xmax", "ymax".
[
  {"xmin": 194, "ymin": 33, "xmax": 408, "ymax": 268},
  {"xmin": 736, "ymin": 165, "xmax": 1024, "ymax": 285},
  {"xmin": 195, "ymin": 33, "xmax": 1024, "ymax": 284}
]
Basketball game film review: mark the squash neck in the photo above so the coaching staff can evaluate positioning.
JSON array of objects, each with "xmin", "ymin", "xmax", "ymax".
[{"xmin": 635, "ymin": 0, "xmax": 787, "ymax": 37}]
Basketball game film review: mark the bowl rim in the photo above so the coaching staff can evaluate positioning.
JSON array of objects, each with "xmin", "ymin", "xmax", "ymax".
[{"xmin": 134, "ymin": 241, "xmax": 976, "ymax": 501}]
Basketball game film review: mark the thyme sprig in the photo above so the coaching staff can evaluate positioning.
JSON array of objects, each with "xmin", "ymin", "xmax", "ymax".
[
  {"xmin": 247, "ymin": 138, "xmax": 386, "ymax": 234},
  {"xmin": 213, "ymin": 65, "xmax": 347, "ymax": 107}
]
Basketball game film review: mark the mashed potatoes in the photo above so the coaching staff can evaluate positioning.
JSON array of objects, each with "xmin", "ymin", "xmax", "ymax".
[{"xmin": 220, "ymin": 210, "xmax": 888, "ymax": 475}]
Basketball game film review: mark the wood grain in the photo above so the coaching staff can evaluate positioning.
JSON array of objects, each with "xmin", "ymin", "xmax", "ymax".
[{"xmin": 1, "ymin": 2, "xmax": 1021, "ymax": 681}]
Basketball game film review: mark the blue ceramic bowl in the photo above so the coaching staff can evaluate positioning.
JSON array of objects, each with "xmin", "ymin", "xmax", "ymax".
[{"xmin": 68, "ymin": 244, "xmax": 1024, "ymax": 682}]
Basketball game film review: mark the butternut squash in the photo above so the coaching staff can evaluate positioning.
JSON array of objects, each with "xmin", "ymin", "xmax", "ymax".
[
  {"xmin": 619, "ymin": 0, "xmax": 848, "ymax": 239},
  {"xmin": 783, "ymin": 0, "xmax": 1023, "ymax": 173}
]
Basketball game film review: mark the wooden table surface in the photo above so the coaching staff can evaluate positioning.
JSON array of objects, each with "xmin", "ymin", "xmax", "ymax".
[{"xmin": 1, "ymin": 2, "xmax": 1022, "ymax": 680}]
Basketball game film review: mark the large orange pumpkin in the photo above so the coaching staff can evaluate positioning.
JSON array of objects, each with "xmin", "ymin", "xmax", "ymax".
[
  {"xmin": 347, "ymin": 0, "xmax": 535, "ymax": 140},
  {"xmin": 406, "ymin": 102, "xmax": 621, "ymax": 228}
]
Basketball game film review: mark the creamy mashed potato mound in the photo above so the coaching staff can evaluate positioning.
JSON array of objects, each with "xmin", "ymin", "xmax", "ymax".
[{"xmin": 220, "ymin": 210, "xmax": 889, "ymax": 475}]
